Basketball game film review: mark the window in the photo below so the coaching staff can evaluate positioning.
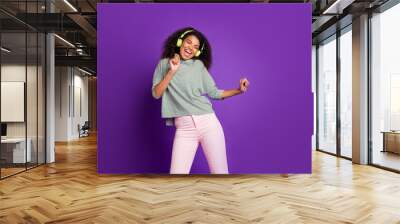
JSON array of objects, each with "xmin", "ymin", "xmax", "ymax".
[
  {"xmin": 317, "ymin": 36, "xmax": 337, "ymax": 154},
  {"xmin": 339, "ymin": 28, "xmax": 352, "ymax": 158},
  {"xmin": 370, "ymin": 2, "xmax": 400, "ymax": 171}
]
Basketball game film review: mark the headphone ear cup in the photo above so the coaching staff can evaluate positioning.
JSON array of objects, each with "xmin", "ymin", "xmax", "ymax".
[
  {"xmin": 176, "ymin": 39, "xmax": 182, "ymax": 47},
  {"xmin": 195, "ymin": 50, "xmax": 201, "ymax": 57}
]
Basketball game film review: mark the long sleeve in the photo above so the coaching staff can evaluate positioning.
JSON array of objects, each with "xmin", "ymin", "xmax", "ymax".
[
  {"xmin": 152, "ymin": 59, "xmax": 167, "ymax": 99},
  {"xmin": 154, "ymin": 59, "xmax": 222, "ymax": 120},
  {"xmin": 202, "ymin": 66, "xmax": 223, "ymax": 100}
]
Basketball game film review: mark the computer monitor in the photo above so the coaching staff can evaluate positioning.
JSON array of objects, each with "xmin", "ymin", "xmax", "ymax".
[{"xmin": 1, "ymin": 123, "xmax": 7, "ymax": 137}]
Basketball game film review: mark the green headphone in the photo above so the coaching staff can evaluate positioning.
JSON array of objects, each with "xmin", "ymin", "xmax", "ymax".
[{"xmin": 176, "ymin": 29, "xmax": 204, "ymax": 57}]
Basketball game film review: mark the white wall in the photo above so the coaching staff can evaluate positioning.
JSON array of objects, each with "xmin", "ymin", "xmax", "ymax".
[
  {"xmin": 55, "ymin": 66, "xmax": 70, "ymax": 141},
  {"xmin": 1, "ymin": 65, "xmax": 40, "ymax": 137},
  {"xmin": 72, "ymin": 73, "xmax": 89, "ymax": 138},
  {"xmin": 55, "ymin": 66, "xmax": 89, "ymax": 141}
]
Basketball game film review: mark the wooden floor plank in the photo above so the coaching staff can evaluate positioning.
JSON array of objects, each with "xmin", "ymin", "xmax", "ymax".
[{"xmin": 0, "ymin": 133, "xmax": 400, "ymax": 223}]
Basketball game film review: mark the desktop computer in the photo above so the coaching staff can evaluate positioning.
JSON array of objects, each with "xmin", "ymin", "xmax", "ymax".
[{"xmin": 1, "ymin": 123, "xmax": 7, "ymax": 140}]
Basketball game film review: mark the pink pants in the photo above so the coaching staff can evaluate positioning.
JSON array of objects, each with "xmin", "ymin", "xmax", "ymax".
[{"xmin": 170, "ymin": 113, "xmax": 228, "ymax": 174}]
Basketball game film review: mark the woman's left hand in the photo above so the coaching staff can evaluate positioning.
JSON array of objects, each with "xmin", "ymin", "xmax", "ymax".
[{"xmin": 239, "ymin": 78, "xmax": 250, "ymax": 92}]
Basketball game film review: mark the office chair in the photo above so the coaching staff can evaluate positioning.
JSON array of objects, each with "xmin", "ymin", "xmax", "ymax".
[{"xmin": 78, "ymin": 121, "xmax": 90, "ymax": 138}]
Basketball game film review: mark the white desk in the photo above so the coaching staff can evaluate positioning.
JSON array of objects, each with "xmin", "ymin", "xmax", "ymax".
[{"xmin": 1, "ymin": 138, "xmax": 32, "ymax": 163}]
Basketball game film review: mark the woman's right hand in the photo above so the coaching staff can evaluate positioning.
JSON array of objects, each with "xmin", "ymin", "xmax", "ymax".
[{"xmin": 169, "ymin": 53, "xmax": 180, "ymax": 73}]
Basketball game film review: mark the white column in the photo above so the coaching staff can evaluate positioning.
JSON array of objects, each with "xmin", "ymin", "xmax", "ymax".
[
  {"xmin": 46, "ymin": 33, "xmax": 55, "ymax": 163},
  {"xmin": 46, "ymin": 1, "xmax": 55, "ymax": 163},
  {"xmin": 352, "ymin": 14, "xmax": 369, "ymax": 164}
]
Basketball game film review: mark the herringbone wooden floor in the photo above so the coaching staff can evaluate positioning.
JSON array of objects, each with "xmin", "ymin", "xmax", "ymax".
[{"xmin": 1, "ymin": 133, "xmax": 400, "ymax": 224}]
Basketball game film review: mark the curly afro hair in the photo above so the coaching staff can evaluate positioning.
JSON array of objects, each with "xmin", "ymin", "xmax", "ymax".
[{"xmin": 161, "ymin": 27, "xmax": 212, "ymax": 69}]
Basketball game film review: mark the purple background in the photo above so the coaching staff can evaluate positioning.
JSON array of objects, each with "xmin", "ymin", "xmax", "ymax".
[{"xmin": 97, "ymin": 3, "xmax": 312, "ymax": 174}]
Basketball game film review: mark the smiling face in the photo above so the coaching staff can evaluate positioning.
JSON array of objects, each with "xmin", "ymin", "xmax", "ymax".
[{"xmin": 179, "ymin": 35, "xmax": 201, "ymax": 60}]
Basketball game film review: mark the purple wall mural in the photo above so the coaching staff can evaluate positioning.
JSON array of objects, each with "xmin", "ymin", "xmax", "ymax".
[{"xmin": 97, "ymin": 3, "xmax": 313, "ymax": 174}]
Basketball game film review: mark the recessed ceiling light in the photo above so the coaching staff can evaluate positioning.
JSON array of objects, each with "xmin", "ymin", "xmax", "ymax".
[
  {"xmin": 54, "ymin": 34, "xmax": 75, "ymax": 48},
  {"xmin": 1, "ymin": 47, "xmax": 11, "ymax": 53},
  {"xmin": 63, "ymin": 0, "xmax": 78, "ymax": 12},
  {"xmin": 78, "ymin": 67, "xmax": 93, "ymax": 76},
  {"xmin": 322, "ymin": 0, "xmax": 354, "ymax": 15}
]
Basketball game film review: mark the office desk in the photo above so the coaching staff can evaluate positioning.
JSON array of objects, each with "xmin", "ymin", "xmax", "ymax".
[
  {"xmin": 1, "ymin": 138, "xmax": 32, "ymax": 163},
  {"xmin": 381, "ymin": 131, "xmax": 400, "ymax": 154}
]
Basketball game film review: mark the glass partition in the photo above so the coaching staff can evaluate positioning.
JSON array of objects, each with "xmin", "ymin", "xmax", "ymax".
[
  {"xmin": 370, "ymin": 3, "xmax": 400, "ymax": 171},
  {"xmin": 0, "ymin": 1, "xmax": 46, "ymax": 179},
  {"xmin": 339, "ymin": 27, "xmax": 352, "ymax": 158},
  {"xmin": 1, "ymin": 31, "xmax": 28, "ymax": 177},
  {"xmin": 317, "ymin": 35, "xmax": 337, "ymax": 154}
]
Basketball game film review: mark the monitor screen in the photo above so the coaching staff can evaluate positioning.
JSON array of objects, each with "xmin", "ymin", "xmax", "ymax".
[{"xmin": 1, "ymin": 123, "xmax": 7, "ymax": 137}]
